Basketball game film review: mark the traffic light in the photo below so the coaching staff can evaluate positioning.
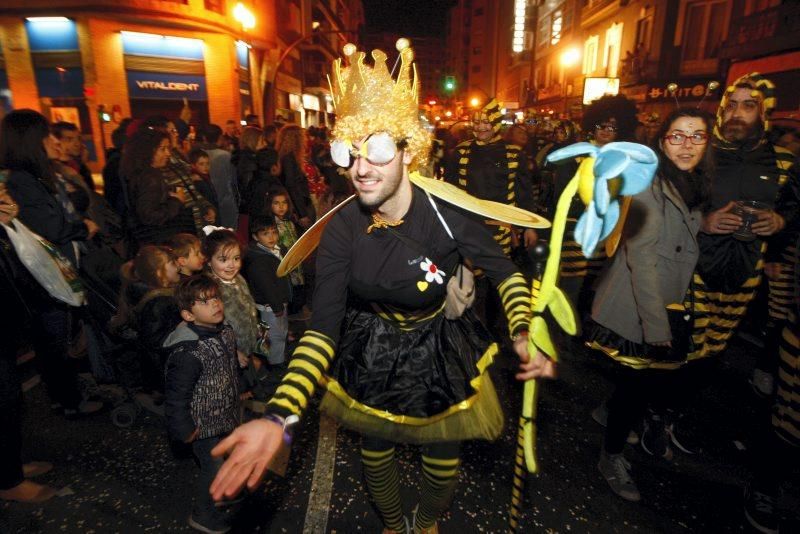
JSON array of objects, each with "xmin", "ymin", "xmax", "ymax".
[{"xmin": 444, "ymin": 76, "xmax": 456, "ymax": 93}]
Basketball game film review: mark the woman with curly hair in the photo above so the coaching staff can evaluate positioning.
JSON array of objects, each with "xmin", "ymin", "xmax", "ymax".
[
  {"xmin": 121, "ymin": 127, "xmax": 195, "ymax": 246},
  {"xmin": 550, "ymin": 94, "xmax": 641, "ymax": 321},
  {"xmin": 277, "ymin": 125, "xmax": 316, "ymax": 229}
]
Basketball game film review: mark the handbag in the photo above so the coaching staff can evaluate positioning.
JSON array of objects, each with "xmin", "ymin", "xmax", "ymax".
[
  {"xmin": 444, "ymin": 263, "xmax": 476, "ymax": 319},
  {"xmin": 655, "ymin": 281, "xmax": 696, "ymax": 362},
  {"xmin": 2, "ymin": 219, "xmax": 86, "ymax": 307},
  {"xmin": 254, "ymin": 320, "xmax": 271, "ymax": 358}
]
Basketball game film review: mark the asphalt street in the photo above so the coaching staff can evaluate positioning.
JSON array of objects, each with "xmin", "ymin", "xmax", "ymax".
[{"xmin": 3, "ymin": 334, "xmax": 799, "ymax": 533}]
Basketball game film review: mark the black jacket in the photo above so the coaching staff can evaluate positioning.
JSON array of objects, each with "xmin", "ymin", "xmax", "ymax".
[
  {"xmin": 279, "ymin": 155, "xmax": 314, "ymax": 220},
  {"xmin": 5, "ymin": 169, "xmax": 88, "ymax": 264},
  {"xmin": 164, "ymin": 322, "xmax": 241, "ymax": 441},
  {"xmin": 244, "ymin": 243, "xmax": 290, "ymax": 310},
  {"xmin": 127, "ymin": 167, "xmax": 195, "ymax": 245}
]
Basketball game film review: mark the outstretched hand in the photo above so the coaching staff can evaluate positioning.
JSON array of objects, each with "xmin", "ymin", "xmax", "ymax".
[
  {"xmin": 209, "ymin": 419, "xmax": 284, "ymax": 501},
  {"xmin": 514, "ymin": 334, "xmax": 557, "ymax": 381}
]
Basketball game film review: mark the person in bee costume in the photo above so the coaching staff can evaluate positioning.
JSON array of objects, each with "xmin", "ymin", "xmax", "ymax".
[
  {"xmin": 445, "ymin": 99, "xmax": 538, "ymax": 257},
  {"xmin": 443, "ymin": 101, "xmax": 539, "ymax": 328},
  {"xmin": 691, "ymin": 73, "xmax": 799, "ymax": 366},
  {"xmin": 207, "ymin": 40, "xmax": 555, "ymax": 534}
]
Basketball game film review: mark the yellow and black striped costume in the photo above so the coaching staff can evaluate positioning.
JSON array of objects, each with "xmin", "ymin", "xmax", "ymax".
[
  {"xmin": 444, "ymin": 99, "xmax": 537, "ymax": 257},
  {"xmin": 264, "ymin": 187, "xmax": 532, "ymax": 440},
  {"xmin": 690, "ymin": 74, "xmax": 799, "ymax": 361},
  {"xmin": 775, "ymin": 321, "xmax": 800, "ymax": 445}
]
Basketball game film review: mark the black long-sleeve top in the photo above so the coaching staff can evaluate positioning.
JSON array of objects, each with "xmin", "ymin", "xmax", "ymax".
[
  {"xmin": 5, "ymin": 169, "xmax": 88, "ymax": 263},
  {"xmin": 264, "ymin": 186, "xmax": 533, "ymax": 419}
]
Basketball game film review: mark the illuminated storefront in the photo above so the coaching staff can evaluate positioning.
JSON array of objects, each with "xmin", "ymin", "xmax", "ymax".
[{"xmin": 122, "ymin": 31, "xmax": 210, "ymax": 125}]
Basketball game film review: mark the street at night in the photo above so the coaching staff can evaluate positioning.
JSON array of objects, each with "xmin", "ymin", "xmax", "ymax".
[
  {"xmin": 4, "ymin": 335, "xmax": 799, "ymax": 533},
  {"xmin": 2, "ymin": 1, "xmax": 800, "ymax": 533}
]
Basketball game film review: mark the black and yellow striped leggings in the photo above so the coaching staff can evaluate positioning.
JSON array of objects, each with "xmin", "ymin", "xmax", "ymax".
[{"xmin": 361, "ymin": 436, "xmax": 460, "ymax": 533}]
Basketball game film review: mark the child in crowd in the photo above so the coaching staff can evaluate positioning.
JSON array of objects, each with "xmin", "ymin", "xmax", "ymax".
[
  {"xmin": 268, "ymin": 189, "xmax": 306, "ymax": 320},
  {"xmin": 244, "ymin": 215, "xmax": 291, "ymax": 371},
  {"xmin": 112, "ymin": 245, "xmax": 182, "ymax": 393},
  {"xmin": 188, "ymin": 148, "xmax": 219, "ymax": 217},
  {"xmin": 163, "ymin": 276, "xmax": 241, "ymax": 533},
  {"xmin": 166, "ymin": 233, "xmax": 205, "ymax": 279},
  {"xmin": 202, "ymin": 228, "xmax": 259, "ymax": 367}
]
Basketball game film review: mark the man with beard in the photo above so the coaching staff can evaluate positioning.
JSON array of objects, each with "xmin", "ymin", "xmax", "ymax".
[
  {"xmin": 206, "ymin": 41, "xmax": 555, "ymax": 533},
  {"xmin": 690, "ymin": 73, "xmax": 798, "ymax": 368}
]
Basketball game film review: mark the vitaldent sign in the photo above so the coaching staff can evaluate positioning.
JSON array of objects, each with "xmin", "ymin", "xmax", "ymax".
[{"xmin": 127, "ymin": 71, "xmax": 208, "ymax": 101}]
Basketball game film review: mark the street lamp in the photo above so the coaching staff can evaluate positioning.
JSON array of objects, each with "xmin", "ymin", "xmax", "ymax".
[
  {"xmin": 560, "ymin": 47, "xmax": 580, "ymax": 68},
  {"xmin": 233, "ymin": 2, "xmax": 256, "ymax": 31},
  {"xmin": 469, "ymin": 97, "xmax": 481, "ymax": 108}
]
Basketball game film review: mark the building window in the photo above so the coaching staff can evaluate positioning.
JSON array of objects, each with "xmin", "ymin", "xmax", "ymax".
[
  {"xmin": 635, "ymin": 8, "xmax": 654, "ymax": 51},
  {"xmin": 745, "ymin": 0, "xmax": 780, "ymax": 16},
  {"xmin": 472, "ymin": 65, "xmax": 482, "ymax": 73},
  {"xmin": 473, "ymin": 46, "xmax": 482, "ymax": 55},
  {"xmin": 583, "ymin": 35, "xmax": 598, "ymax": 75},
  {"xmin": 551, "ymin": 9, "xmax": 563, "ymax": 46},
  {"xmin": 204, "ymin": 0, "xmax": 225, "ymax": 14},
  {"xmin": 679, "ymin": 0, "xmax": 729, "ymax": 74},
  {"xmin": 604, "ymin": 22, "xmax": 623, "ymax": 77},
  {"xmin": 474, "ymin": 7, "xmax": 484, "ymax": 16}
]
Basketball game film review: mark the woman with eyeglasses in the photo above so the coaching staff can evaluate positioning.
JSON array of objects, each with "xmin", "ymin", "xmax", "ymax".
[{"xmin": 588, "ymin": 108, "xmax": 715, "ymax": 502}]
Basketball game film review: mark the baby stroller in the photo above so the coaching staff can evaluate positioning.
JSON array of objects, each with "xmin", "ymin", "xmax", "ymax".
[{"xmin": 79, "ymin": 247, "xmax": 161, "ymax": 428}]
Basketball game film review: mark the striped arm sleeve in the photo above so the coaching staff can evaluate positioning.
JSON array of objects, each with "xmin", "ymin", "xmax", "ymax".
[
  {"xmin": 497, "ymin": 273, "xmax": 532, "ymax": 338},
  {"xmin": 265, "ymin": 330, "xmax": 336, "ymax": 420}
]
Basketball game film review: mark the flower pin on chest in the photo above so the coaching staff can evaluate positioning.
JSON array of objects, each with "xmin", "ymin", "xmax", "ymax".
[{"xmin": 417, "ymin": 257, "xmax": 445, "ymax": 292}]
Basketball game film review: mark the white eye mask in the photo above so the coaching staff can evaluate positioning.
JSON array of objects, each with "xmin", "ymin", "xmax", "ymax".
[{"xmin": 330, "ymin": 132, "xmax": 398, "ymax": 168}]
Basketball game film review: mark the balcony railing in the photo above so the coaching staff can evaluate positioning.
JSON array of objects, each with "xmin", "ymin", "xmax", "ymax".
[{"xmin": 721, "ymin": 3, "xmax": 800, "ymax": 58}]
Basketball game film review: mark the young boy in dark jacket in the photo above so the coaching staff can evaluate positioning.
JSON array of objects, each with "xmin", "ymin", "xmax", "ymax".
[
  {"xmin": 243, "ymin": 215, "xmax": 291, "ymax": 369},
  {"xmin": 164, "ymin": 276, "xmax": 240, "ymax": 533}
]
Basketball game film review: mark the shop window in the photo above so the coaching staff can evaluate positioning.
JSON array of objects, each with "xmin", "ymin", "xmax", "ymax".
[
  {"xmin": 679, "ymin": 0, "xmax": 729, "ymax": 74},
  {"xmin": 583, "ymin": 35, "xmax": 598, "ymax": 75}
]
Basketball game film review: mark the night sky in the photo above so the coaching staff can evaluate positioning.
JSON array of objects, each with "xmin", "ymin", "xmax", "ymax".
[{"xmin": 361, "ymin": 0, "xmax": 454, "ymax": 36}]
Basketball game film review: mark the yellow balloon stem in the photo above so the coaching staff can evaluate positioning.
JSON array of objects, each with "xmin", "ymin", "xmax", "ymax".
[
  {"xmin": 536, "ymin": 176, "xmax": 579, "ymax": 315},
  {"xmin": 522, "ymin": 175, "xmax": 580, "ymax": 474},
  {"xmin": 523, "ymin": 380, "xmax": 538, "ymax": 473}
]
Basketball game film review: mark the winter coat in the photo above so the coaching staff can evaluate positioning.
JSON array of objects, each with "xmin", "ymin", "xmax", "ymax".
[
  {"xmin": 592, "ymin": 175, "xmax": 702, "ymax": 344},
  {"xmin": 164, "ymin": 322, "xmax": 241, "ymax": 441}
]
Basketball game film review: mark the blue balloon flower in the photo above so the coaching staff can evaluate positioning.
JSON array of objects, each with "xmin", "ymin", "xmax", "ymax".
[{"xmin": 546, "ymin": 141, "xmax": 658, "ymax": 257}]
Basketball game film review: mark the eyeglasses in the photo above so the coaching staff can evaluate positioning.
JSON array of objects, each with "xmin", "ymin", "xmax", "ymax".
[
  {"xmin": 663, "ymin": 132, "xmax": 708, "ymax": 145},
  {"xmin": 595, "ymin": 123, "xmax": 618, "ymax": 132},
  {"xmin": 330, "ymin": 132, "xmax": 403, "ymax": 168}
]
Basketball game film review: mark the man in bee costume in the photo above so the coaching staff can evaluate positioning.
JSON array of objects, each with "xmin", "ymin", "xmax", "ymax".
[
  {"xmin": 692, "ymin": 73, "xmax": 799, "ymax": 364},
  {"xmin": 208, "ymin": 40, "xmax": 556, "ymax": 533},
  {"xmin": 445, "ymin": 99, "xmax": 538, "ymax": 257}
]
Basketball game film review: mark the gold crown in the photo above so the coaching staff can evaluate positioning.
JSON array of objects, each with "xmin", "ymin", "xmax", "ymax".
[{"xmin": 329, "ymin": 39, "xmax": 431, "ymax": 171}]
